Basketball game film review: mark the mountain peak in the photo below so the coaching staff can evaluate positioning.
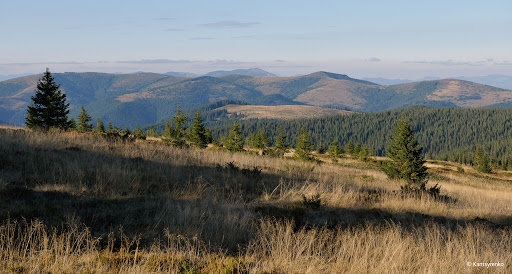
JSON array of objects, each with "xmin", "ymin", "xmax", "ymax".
[{"xmin": 305, "ymin": 71, "xmax": 379, "ymax": 85}]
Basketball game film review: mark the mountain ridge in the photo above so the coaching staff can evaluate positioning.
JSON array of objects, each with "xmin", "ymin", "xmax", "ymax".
[{"xmin": 2, "ymin": 71, "xmax": 512, "ymax": 127}]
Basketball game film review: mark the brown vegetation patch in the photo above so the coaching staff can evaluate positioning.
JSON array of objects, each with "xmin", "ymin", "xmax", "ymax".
[
  {"xmin": 427, "ymin": 79, "xmax": 512, "ymax": 107},
  {"xmin": 218, "ymin": 104, "xmax": 353, "ymax": 120},
  {"xmin": 295, "ymin": 79, "xmax": 368, "ymax": 108}
]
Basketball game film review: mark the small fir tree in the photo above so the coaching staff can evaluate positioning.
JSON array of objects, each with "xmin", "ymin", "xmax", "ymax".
[
  {"xmin": 384, "ymin": 118, "xmax": 428, "ymax": 190},
  {"xmin": 328, "ymin": 140, "xmax": 343, "ymax": 158},
  {"xmin": 121, "ymin": 126, "xmax": 130, "ymax": 137},
  {"xmin": 26, "ymin": 68, "xmax": 70, "ymax": 130},
  {"xmin": 68, "ymin": 117, "xmax": 77, "ymax": 131},
  {"xmin": 317, "ymin": 139, "xmax": 326, "ymax": 154},
  {"xmin": 275, "ymin": 129, "xmax": 289, "ymax": 151},
  {"xmin": 225, "ymin": 119, "xmax": 244, "ymax": 152},
  {"xmin": 77, "ymin": 105, "xmax": 93, "ymax": 132},
  {"xmin": 474, "ymin": 147, "xmax": 492, "ymax": 173},
  {"xmin": 146, "ymin": 126, "xmax": 156, "ymax": 137},
  {"xmin": 359, "ymin": 144, "xmax": 370, "ymax": 162},
  {"xmin": 172, "ymin": 105, "xmax": 187, "ymax": 146},
  {"xmin": 107, "ymin": 122, "xmax": 113, "ymax": 134},
  {"xmin": 346, "ymin": 141, "xmax": 354, "ymax": 155},
  {"xmin": 134, "ymin": 124, "xmax": 146, "ymax": 140},
  {"xmin": 354, "ymin": 143, "xmax": 362, "ymax": 155},
  {"xmin": 294, "ymin": 126, "xmax": 314, "ymax": 161},
  {"xmin": 254, "ymin": 129, "xmax": 269, "ymax": 150},
  {"xmin": 190, "ymin": 112, "xmax": 208, "ymax": 148},
  {"xmin": 164, "ymin": 121, "xmax": 174, "ymax": 139},
  {"xmin": 96, "ymin": 118, "xmax": 106, "ymax": 134}
]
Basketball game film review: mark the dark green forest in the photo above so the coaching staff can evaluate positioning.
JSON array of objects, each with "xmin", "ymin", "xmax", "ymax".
[{"xmin": 205, "ymin": 105, "xmax": 512, "ymax": 168}]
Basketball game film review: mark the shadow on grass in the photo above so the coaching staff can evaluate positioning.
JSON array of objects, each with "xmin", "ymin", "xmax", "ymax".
[
  {"xmin": 0, "ymin": 132, "xmax": 287, "ymax": 251},
  {"xmin": 254, "ymin": 201, "xmax": 512, "ymax": 233}
]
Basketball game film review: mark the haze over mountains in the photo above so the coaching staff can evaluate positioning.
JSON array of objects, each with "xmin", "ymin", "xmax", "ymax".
[{"xmin": 2, "ymin": 69, "xmax": 512, "ymax": 127}]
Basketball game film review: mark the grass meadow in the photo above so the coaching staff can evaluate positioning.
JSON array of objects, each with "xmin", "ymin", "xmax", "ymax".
[{"xmin": 0, "ymin": 127, "xmax": 511, "ymax": 273}]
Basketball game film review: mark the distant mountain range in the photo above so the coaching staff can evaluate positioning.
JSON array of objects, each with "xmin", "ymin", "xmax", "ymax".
[
  {"xmin": 164, "ymin": 68, "xmax": 276, "ymax": 78},
  {"xmin": 2, "ymin": 70, "xmax": 512, "ymax": 127},
  {"xmin": 363, "ymin": 74, "xmax": 512, "ymax": 90}
]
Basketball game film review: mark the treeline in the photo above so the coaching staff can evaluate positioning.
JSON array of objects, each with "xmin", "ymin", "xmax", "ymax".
[
  {"xmin": 209, "ymin": 105, "xmax": 512, "ymax": 169},
  {"xmin": 148, "ymin": 100, "xmax": 251, "ymax": 133}
]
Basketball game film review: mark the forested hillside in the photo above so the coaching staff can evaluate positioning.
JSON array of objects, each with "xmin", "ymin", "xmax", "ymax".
[
  {"xmin": 3, "ymin": 71, "xmax": 512, "ymax": 127},
  {"xmin": 209, "ymin": 106, "xmax": 512, "ymax": 168}
]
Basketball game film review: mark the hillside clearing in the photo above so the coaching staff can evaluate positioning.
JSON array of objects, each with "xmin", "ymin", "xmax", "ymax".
[{"xmin": 216, "ymin": 104, "xmax": 353, "ymax": 120}]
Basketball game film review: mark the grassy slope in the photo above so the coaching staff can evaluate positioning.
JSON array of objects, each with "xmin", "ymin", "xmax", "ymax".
[
  {"xmin": 216, "ymin": 104, "xmax": 353, "ymax": 120},
  {"xmin": 1, "ymin": 128, "xmax": 512, "ymax": 272}
]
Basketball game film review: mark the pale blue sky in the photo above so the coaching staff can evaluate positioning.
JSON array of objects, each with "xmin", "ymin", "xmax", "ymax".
[{"xmin": 1, "ymin": 0, "xmax": 511, "ymax": 78}]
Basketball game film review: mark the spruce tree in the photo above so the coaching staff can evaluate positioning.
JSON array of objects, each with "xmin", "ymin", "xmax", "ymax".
[
  {"xmin": 190, "ymin": 112, "xmax": 208, "ymax": 148},
  {"xmin": 96, "ymin": 118, "xmax": 106, "ymax": 134},
  {"xmin": 77, "ymin": 105, "xmax": 93, "ymax": 132},
  {"xmin": 474, "ymin": 147, "xmax": 492, "ymax": 173},
  {"xmin": 26, "ymin": 68, "xmax": 70, "ymax": 130},
  {"xmin": 384, "ymin": 118, "xmax": 428, "ymax": 189},
  {"xmin": 254, "ymin": 129, "xmax": 269, "ymax": 149},
  {"xmin": 328, "ymin": 140, "xmax": 343, "ymax": 158},
  {"xmin": 275, "ymin": 129, "xmax": 288, "ymax": 150},
  {"xmin": 172, "ymin": 105, "xmax": 187, "ymax": 146},
  {"xmin": 134, "ymin": 124, "xmax": 146, "ymax": 140},
  {"xmin": 317, "ymin": 139, "xmax": 325, "ymax": 154},
  {"xmin": 164, "ymin": 121, "xmax": 174, "ymax": 139},
  {"xmin": 346, "ymin": 141, "xmax": 354, "ymax": 155},
  {"xmin": 146, "ymin": 126, "xmax": 156, "ymax": 137},
  {"xmin": 107, "ymin": 122, "xmax": 113, "ymax": 134},
  {"xmin": 121, "ymin": 126, "xmax": 130, "ymax": 137},
  {"xmin": 68, "ymin": 117, "xmax": 77, "ymax": 131},
  {"xmin": 359, "ymin": 144, "xmax": 370, "ymax": 162},
  {"xmin": 294, "ymin": 126, "xmax": 314, "ymax": 161},
  {"xmin": 354, "ymin": 143, "xmax": 362, "ymax": 155},
  {"xmin": 225, "ymin": 119, "xmax": 244, "ymax": 152}
]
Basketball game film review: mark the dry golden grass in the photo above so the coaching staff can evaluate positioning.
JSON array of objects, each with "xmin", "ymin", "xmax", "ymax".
[{"xmin": 0, "ymin": 127, "xmax": 511, "ymax": 273}]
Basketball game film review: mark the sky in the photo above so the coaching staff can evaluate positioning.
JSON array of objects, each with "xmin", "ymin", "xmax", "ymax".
[{"xmin": 1, "ymin": 0, "xmax": 511, "ymax": 79}]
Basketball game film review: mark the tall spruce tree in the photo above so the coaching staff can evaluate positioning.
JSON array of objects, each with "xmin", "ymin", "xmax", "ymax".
[
  {"xmin": 384, "ymin": 118, "xmax": 428, "ymax": 189},
  {"xmin": 190, "ymin": 112, "xmax": 208, "ymax": 148},
  {"xmin": 77, "ymin": 105, "xmax": 93, "ymax": 132},
  {"xmin": 26, "ymin": 68, "xmax": 70, "ymax": 130}
]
